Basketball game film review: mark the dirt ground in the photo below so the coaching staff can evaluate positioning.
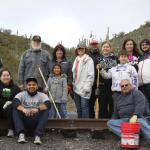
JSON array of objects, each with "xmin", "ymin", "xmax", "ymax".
[{"xmin": 0, "ymin": 130, "xmax": 150, "ymax": 150}]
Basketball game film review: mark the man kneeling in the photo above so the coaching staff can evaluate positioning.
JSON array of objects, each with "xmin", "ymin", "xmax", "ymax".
[
  {"xmin": 107, "ymin": 79, "xmax": 150, "ymax": 144},
  {"xmin": 13, "ymin": 78, "xmax": 50, "ymax": 144}
]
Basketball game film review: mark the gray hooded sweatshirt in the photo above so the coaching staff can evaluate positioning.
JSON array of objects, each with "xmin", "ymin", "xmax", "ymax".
[{"xmin": 46, "ymin": 74, "xmax": 67, "ymax": 103}]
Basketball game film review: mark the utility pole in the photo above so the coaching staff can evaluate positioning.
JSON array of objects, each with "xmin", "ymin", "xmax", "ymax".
[{"xmin": 106, "ymin": 27, "xmax": 110, "ymax": 41}]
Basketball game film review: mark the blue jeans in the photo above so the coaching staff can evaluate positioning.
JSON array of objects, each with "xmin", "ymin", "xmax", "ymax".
[
  {"xmin": 49, "ymin": 103, "xmax": 68, "ymax": 119},
  {"xmin": 107, "ymin": 118, "xmax": 150, "ymax": 144},
  {"xmin": 74, "ymin": 93, "xmax": 89, "ymax": 118},
  {"xmin": 13, "ymin": 109, "xmax": 49, "ymax": 137}
]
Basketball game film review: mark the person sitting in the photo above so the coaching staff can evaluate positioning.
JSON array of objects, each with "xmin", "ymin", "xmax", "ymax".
[
  {"xmin": 138, "ymin": 39, "xmax": 150, "ymax": 108},
  {"xmin": 107, "ymin": 79, "xmax": 150, "ymax": 144},
  {"xmin": 12, "ymin": 77, "xmax": 50, "ymax": 144},
  {"xmin": 0, "ymin": 69, "xmax": 20, "ymax": 137}
]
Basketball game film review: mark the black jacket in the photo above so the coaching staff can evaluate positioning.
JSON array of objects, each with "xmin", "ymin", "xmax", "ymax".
[
  {"xmin": 89, "ymin": 51, "xmax": 100, "ymax": 86},
  {"xmin": 97, "ymin": 54, "xmax": 118, "ymax": 88},
  {"xmin": 0, "ymin": 81, "xmax": 21, "ymax": 106}
]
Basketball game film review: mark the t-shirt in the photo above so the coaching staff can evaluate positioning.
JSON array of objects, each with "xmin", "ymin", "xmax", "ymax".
[{"xmin": 14, "ymin": 91, "xmax": 49, "ymax": 108}]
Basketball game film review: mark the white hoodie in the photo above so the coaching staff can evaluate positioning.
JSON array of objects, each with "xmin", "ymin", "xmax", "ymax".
[
  {"xmin": 100, "ymin": 63, "xmax": 138, "ymax": 92},
  {"xmin": 72, "ymin": 54, "xmax": 94, "ymax": 99}
]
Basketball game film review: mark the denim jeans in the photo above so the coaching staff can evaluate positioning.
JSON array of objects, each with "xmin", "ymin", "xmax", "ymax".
[
  {"xmin": 13, "ymin": 109, "xmax": 49, "ymax": 137},
  {"xmin": 74, "ymin": 92, "xmax": 89, "ymax": 118},
  {"xmin": 49, "ymin": 103, "xmax": 68, "ymax": 119},
  {"xmin": 107, "ymin": 118, "xmax": 150, "ymax": 144}
]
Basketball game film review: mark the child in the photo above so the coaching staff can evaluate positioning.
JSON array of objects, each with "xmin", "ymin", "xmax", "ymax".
[
  {"xmin": 100, "ymin": 50, "xmax": 138, "ymax": 92},
  {"xmin": 46, "ymin": 64, "xmax": 68, "ymax": 118}
]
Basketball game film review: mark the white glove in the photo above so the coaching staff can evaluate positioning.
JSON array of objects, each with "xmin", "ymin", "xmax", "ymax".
[
  {"xmin": 129, "ymin": 115, "xmax": 137, "ymax": 123},
  {"xmin": 3, "ymin": 101, "xmax": 12, "ymax": 109}
]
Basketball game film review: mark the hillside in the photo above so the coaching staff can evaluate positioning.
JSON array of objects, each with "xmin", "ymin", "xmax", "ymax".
[{"xmin": 110, "ymin": 21, "xmax": 150, "ymax": 52}]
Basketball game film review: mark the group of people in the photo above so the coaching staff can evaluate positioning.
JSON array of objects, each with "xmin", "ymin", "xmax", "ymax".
[{"xmin": 0, "ymin": 34, "xmax": 150, "ymax": 144}]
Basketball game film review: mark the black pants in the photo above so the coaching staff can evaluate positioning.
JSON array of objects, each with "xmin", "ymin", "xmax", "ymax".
[
  {"xmin": 99, "ymin": 87, "xmax": 114, "ymax": 118},
  {"xmin": 139, "ymin": 84, "xmax": 150, "ymax": 109},
  {"xmin": 0, "ymin": 105, "xmax": 14, "ymax": 129},
  {"xmin": 89, "ymin": 86, "xmax": 96, "ymax": 118},
  {"xmin": 13, "ymin": 109, "xmax": 49, "ymax": 137}
]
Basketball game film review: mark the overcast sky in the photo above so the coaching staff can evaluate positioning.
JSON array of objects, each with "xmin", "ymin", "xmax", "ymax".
[{"xmin": 0, "ymin": 0, "xmax": 149, "ymax": 47}]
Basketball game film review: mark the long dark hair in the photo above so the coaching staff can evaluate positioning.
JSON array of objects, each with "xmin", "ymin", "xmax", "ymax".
[
  {"xmin": 0, "ymin": 68, "xmax": 13, "ymax": 85},
  {"xmin": 122, "ymin": 39, "xmax": 140, "ymax": 56},
  {"xmin": 52, "ymin": 44, "xmax": 66, "ymax": 61}
]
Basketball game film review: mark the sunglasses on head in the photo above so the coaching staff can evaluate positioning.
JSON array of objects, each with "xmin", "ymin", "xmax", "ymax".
[{"xmin": 121, "ymin": 84, "xmax": 129, "ymax": 88}]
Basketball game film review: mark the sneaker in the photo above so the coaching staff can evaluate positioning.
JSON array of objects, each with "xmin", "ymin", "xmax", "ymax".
[
  {"xmin": 34, "ymin": 136, "xmax": 42, "ymax": 145},
  {"xmin": 18, "ymin": 133, "xmax": 26, "ymax": 143},
  {"xmin": 7, "ymin": 129, "xmax": 14, "ymax": 137}
]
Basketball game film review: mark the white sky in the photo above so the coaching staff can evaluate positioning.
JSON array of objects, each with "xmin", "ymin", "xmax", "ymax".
[{"xmin": 0, "ymin": 0, "xmax": 150, "ymax": 47}]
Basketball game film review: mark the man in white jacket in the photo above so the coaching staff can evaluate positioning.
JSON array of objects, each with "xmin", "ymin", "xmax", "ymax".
[
  {"xmin": 72, "ymin": 42, "xmax": 94, "ymax": 118},
  {"xmin": 138, "ymin": 39, "xmax": 150, "ymax": 108}
]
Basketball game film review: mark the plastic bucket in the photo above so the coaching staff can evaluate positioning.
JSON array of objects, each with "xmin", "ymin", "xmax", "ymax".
[{"xmin": 121, "ymin": 122, "xmax": 141, "ymax": 148}]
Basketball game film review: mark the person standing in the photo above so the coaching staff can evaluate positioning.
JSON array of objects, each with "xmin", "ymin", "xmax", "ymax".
[
  {"xmin": 18, "ymin": 35, "xmax": 51, "ymax": 90},
  {"xmin": 122, "ymin": 38, "xmax": 141, "ymax": 70},
  {"xmin": 47, "ymin": 64, "xmax": 68, "ymax": 119},
  {"xmin": 88, "ymin": 40, "xmax": 100, "ymax": 118},
  {"xmin": 97, "ymin": 41, "xmax": 118, "ymax": 118},
  {"xmin": 100, "ymin": 50, "xmax": 138, "ymax": 92},
  {"xmin": 72, "ymin": 42, "xmax": 94, "ymax": 118},
  {"xmin": 138, "ymin": 39, "xmax": 150, "ymax": 108},
  {"xmin": 49, "ymin": 44, "xmax": 73, "ymax": 96}
]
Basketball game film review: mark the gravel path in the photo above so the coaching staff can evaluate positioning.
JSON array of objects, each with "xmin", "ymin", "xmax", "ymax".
[{"xmin": 0, "ymin": 130, "xmax": 150, "ymax": 150}]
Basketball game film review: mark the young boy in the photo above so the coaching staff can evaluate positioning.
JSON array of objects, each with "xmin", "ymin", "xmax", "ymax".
[{"xmin": 100, "ymin": 50, "xmax": 138, "ymax": 92}]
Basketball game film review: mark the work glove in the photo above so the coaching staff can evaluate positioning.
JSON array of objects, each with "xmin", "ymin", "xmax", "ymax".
[
  {"xmin": 129, "ymin": 115, "xmax": 137, "ymax": 123},
  {"xmin": 3, "ymin": 101, "xmax": 12, "ymax": 109}
]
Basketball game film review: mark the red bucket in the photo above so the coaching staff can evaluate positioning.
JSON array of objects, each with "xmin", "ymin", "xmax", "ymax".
[{"xmin": 121, "ymin": 122, "xmax": 141, "ymax": 148}]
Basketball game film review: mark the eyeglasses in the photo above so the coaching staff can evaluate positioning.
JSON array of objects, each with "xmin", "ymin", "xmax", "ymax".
[{"xmin": 120, "ymin": 84, "xmax": 129, "ymax": 88}]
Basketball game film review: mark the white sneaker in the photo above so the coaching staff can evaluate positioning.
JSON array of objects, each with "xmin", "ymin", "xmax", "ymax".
[
  {"xmin": 7, "ymin": 129, "xmax": 14, "ymax": 137},
  {"xmin": 18, "ymin": 133, "xmax": 26, "ymax": 143},
  {"xmin": 34, "ymin": 136, "xmax": 42, "ymax": 145}
]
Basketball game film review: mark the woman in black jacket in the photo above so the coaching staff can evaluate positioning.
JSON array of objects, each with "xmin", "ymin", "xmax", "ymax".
[{"xmin": 0, "ymin": 68, "xmax": 20, "ymax": 137}]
